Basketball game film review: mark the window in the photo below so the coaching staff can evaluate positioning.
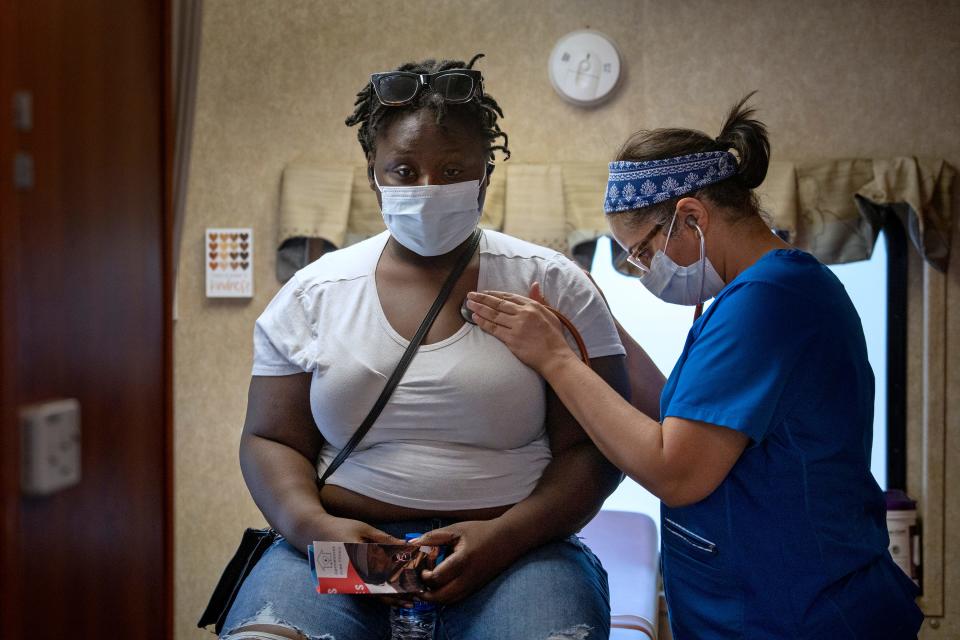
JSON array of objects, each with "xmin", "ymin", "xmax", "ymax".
[
  {"xmin": 828, "ymin": 233, "xmax": 888, "ymax": 489},
  {"xmin": 591, "ymin": 234, "xmax": 891, "ymax": 540}
]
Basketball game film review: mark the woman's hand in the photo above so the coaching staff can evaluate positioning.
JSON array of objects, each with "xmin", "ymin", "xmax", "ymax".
[
  {"xmin": 466, "ymin": 283, "xmax": 576, "ymax": 374},
  {"xmin": 313, "ymin": 514, "xmax": 415, "ymax": 608},
  {"xmin": 313, "ymin": 514, "xmax": 405, "ymax": 545},
  {"xmin": 408, "ymin": 519, "xmax": 511, "ymax": 605}
]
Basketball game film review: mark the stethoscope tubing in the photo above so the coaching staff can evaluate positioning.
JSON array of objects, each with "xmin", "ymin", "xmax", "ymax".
[{"xmin": 461, "ymin": 299, "xmax": 591, "ymax": 365}]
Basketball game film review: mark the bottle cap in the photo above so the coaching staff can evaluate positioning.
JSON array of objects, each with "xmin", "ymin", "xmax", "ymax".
[{"xmin": 885, "ymin": 488, "xmax": 916, "ymax": 511}]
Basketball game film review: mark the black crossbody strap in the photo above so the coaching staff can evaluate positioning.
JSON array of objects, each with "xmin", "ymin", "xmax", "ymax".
[{"xmin": 318, "ymin": 229, "xmax": 483, "ymax": 486}]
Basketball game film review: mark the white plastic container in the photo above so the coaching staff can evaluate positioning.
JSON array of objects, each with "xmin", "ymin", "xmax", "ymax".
[{"xmin": 885, "ymin": 489, "xmax": 920, "ymax": 587}]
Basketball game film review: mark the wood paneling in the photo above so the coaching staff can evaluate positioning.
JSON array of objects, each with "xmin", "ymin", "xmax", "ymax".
[{"xmin": 1, "ymin": 1, "xmax": 171, "ymax": 637}]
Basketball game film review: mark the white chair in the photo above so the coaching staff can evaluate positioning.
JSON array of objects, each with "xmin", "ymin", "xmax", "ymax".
[{"xmin": 580, "ymin": 510, "xmax": 660, "ymax": 639}]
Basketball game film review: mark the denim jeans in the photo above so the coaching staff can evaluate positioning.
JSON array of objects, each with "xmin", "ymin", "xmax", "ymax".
[{"xmin": 220, "ymin": 518, "xmax": 610, "ymax": 640}]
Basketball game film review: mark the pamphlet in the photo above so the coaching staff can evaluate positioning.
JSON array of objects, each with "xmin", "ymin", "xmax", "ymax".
[{"xmin": 307, "ymin": 541, "xmax": 443, "ymax": 595}]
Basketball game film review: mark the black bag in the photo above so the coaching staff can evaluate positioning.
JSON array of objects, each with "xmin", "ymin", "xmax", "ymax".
[
  {"xmin": 198, "ymin": 230, "xmax": 482, "ymax": 634},
  {"xmin": 196, "ymin": 527, "xmax": 279, "ymax": 634}
]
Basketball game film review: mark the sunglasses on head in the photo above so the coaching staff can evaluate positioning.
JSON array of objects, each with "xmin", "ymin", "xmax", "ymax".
[{"xmin": 370, "ymin": 69, "xmax": 483, "ymax": 107}]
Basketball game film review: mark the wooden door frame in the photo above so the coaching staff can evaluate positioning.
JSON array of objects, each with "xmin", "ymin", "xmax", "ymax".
[
  {"xmin": 0, "ymin": 1, "xmax": 23, "ymax": 638},
  {"xmin": 0, "ymin": 1, "xmax": 174, "ymax": 637},
  {"xmin": 162, "ymin": 0, "xmax": 174, "ymax": 636}
]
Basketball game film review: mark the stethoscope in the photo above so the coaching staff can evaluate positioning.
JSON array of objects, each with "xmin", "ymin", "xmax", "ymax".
[
  {"xmin": 455, "ymin": 217, "xmax": 708, "ymax": 361},
  {"xmin": 460, "ymin": 298, "xmax": 591, "ymax": 364}
]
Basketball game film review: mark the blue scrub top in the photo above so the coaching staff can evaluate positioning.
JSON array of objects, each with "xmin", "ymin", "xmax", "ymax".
[{"xmin": 659, "ymin": 249, "xmax": 922, "ymax": 639}]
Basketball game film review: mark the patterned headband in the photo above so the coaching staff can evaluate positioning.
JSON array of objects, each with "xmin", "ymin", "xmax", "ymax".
[{"xmin": 604, "ymin": 150, "xmax": 737, "ymax": 214}]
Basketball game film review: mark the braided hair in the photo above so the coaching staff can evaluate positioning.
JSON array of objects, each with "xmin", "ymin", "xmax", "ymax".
[{"xmin": 345, "ymin": 53, "xmax": 510, "ymax": 163}]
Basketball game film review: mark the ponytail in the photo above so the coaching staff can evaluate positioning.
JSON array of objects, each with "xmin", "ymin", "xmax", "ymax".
[{"xmin": 715, "ymin": 91, "xmax": 770, "ymax": 190}]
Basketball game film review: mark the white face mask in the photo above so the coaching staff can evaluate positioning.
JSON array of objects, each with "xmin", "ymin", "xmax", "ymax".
[
  {"xmin": 640, "ymin": 212, "xmax": 725, "ymax": 306},
  {"xmin": 375, "ymin": 168, "xmax": 485, "ymax": 256}
]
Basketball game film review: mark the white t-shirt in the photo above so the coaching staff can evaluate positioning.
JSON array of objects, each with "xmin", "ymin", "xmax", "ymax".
[{"xmin": 252, "ymin": 230, "xmax": 624, "ymax": 510}]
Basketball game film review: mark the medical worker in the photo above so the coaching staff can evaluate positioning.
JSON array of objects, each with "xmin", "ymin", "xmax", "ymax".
[{"xmin": 466, "ymin": 95, "xmax": 924, "ymax": 639}]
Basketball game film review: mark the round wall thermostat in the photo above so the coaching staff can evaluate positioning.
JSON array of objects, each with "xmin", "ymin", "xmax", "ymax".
[{"xmin": 548, "ymin": 29, "xmax": 622, "ymax": 107}]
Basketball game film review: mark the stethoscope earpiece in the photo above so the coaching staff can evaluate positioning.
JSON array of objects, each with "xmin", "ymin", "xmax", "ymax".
[{"xmin": 686, "ymin": 216, "xmax": 705, "ymax": 241}]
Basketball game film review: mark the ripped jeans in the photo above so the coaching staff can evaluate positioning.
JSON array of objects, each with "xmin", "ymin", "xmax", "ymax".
[{"xmin": 219, "ymin": 518, "xmax": 610, "ymax": 640}]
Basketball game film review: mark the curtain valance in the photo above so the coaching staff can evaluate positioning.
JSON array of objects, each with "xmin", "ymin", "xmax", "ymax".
[{"xmin": 276, "ymin": 158, "xmax": 955, "ymax": 281}]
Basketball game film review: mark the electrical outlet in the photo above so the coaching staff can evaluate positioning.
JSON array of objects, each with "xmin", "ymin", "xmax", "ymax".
[
  {"xmin": 20, "ymin": 398, "xmax": 82, "ymax": 496},
  {"xmin": 13, "ymin": 90, "xmax": 34, "ymax": 131}
]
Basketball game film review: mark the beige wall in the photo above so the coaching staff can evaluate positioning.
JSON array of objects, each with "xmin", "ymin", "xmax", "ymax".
[{"xmin": 175, "ymin": 1, "xmax": 960, "ymax": 638}]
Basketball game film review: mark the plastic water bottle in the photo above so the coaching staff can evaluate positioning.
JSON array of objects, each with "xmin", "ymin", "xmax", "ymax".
[
  {"xmin": 390, "ymin": 599, "xmax": 436, "ymax": 640},
  {"xmin": 390, "ymin": 533, "xmax": 436, "ymax": 640}
]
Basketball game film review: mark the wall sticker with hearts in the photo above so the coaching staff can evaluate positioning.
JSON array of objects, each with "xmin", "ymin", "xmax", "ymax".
[{"xmin": 206, "ymin": 227, "xmax": 254, "ymax": 298}]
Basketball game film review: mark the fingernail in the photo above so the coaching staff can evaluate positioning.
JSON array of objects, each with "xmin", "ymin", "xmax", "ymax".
[
  {"xmin": 467, "ymin": 292, "xmax": 477, "ymax": 299},
  {"xmin": 408, "ymin": 537, "xmax": 421, "ymax": 545}
]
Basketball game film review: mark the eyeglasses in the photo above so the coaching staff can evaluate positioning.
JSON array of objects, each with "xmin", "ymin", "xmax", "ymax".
[
  {"xmin": 370, "ymin": 69, "xmax": 483, "ymax": 106},
  {"xmin": 620, "ymin": 221, "xmax": 667, "ymax": 274}
]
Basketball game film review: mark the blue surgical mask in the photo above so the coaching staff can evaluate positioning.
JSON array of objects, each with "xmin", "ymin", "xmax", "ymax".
[
  {"xmin": 640, "ymin": 213, "xmax": 725, "ymax": 306},
  {"xmin": 375, "ymin": 168, "xmax": 485, "ymax": 256}
]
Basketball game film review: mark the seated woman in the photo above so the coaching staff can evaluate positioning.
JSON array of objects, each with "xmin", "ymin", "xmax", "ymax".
[{"xmin": 220, "ymin": 54, "xmax": 639, "ymax": 640}]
